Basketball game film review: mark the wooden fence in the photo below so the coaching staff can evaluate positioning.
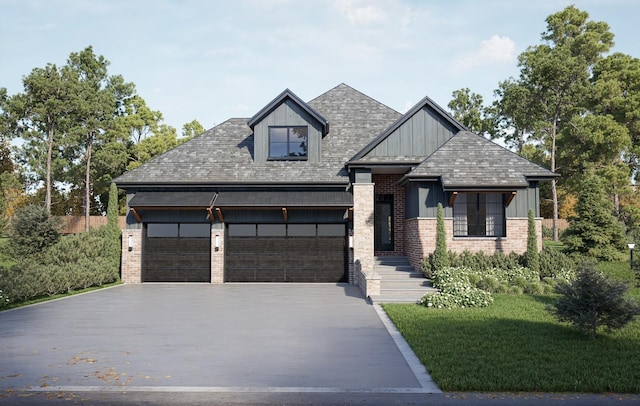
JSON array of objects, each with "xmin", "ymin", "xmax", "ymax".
[
  {"xmin": 59, "ymin": 216, "xmax": 126, "ymax": 234},
  {"xmin": 541, "ymin": 218, "xmax": 570, "ymax": 231}
]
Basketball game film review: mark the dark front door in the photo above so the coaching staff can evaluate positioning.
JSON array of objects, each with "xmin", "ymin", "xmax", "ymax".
[{"xmin": 375, "ymin": 194, "xmax": 394, "ymax": 251}]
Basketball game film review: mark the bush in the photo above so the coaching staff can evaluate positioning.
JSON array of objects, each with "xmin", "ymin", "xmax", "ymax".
[
  {"xmin": 419, "ymin": 267, "xmax": 493, "ymax": 309},
  {"xmin": 0, "ymin": 226, "xmax": 120, "ymax": 304},
  {"xmin": 0, "ymin": 289, "xmax": 9, "ymax": 308},
  {"xmin": 525, "ymin": 209, "xmax": 540, "ymax": 275},
  {"xmin": 549, "ymin": 263, "xmax": 640, "ymax": 339},
  {"xmin": 539, "ymin": 247, "xmax": 576, "ymax": 279},
  {"xmin": 9, "ymin": 205, "xmax": 62, "ymax": 257}
]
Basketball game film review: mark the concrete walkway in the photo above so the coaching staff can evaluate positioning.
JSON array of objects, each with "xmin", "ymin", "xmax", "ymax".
[{"xmin": 0, "ymin": 283, "xmax": 438, "ymax": 400}]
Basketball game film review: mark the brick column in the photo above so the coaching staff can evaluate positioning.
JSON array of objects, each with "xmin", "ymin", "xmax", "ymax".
[
  {"xmin": 353, "ymin": 183, "xmax": 375, "ymax": 275},
  {"xmin": 211, "ymin": 225, "xmax": 224, "ymax": 284},
  {"xmin": 121, "ymin": 229, "xmax": 142, "ymax": 284}
]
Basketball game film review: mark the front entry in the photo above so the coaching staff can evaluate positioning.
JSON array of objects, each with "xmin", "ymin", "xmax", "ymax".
[{"xmin": 375, "ymin": 194, "xmax": 394, "ymax": 251}]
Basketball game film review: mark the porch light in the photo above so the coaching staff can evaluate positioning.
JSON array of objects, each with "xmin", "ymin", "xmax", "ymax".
[
  {"xmin": 349, "ymin": 235, "xmax": 353, "ymax": 249},
  {"xmin": 128, "ymin": 235, "xmax": 133, "ymax": 251},
  {"xmin": 628, "ymin": 243, "xmax": 636, "ymax": 271},
  {"xmin": 215, "ymin": 234, "xmax": 220, "ymax": 252}
]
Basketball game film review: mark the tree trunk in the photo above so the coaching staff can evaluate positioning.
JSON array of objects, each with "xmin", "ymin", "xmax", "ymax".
[
  {"xmin": 551, "ymin": 119, "xmax": 559, "ymax": 241},
  {"xmin": 45, "ymin": 126, "xmax": 54, "ymax": 213},
  {"xmin": 84, "ymin": 136, "xmax": 93, "ymax": 232}
]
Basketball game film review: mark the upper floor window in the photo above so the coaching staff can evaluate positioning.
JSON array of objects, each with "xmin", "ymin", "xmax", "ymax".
[
  {"xmin": 453, "ymin": 193, "xmax": 505, "ymax": 237},
  {"xmin": 269, "ymin": 126, "xmax": 308, "ymax": 160}
]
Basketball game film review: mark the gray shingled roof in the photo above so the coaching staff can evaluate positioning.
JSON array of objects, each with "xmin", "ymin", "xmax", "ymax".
[
  {"xmin": 404, "ymin": 131, "xmax": 557, "ymax": 189},
  {"xmin": 114, "ymin": 84, "xmax": 401, "ymax": 186},
  {"xmin": 215, "ymin": 190, "xmax": 352, "ymax": 207},
  {"xmin": 129, "ymin": 192, "xmax": 215, "ymax": 208}
]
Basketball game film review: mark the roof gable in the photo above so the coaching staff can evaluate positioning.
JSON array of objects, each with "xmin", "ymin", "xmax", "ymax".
[
  {"xmin": 350, "ymin": 94, "xmax": 467, "ymax": 162},
  {"xmin": 403, "ymin": 131, "xmax": 558, "ymax": 189},
  {"xmin": 247, "ymin": 88, "xmax": 329, "ymax": 136}
]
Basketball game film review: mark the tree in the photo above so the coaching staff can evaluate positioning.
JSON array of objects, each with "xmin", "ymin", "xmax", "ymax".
[
  {"xmin": 525, "ymin": 209, "xmax": 540, "ymax": 275},
  {"xmin": 501, "ymin": 6, "xmax": 614, "ymax": 241},
  {"xmin": 448, "ymin": 88, "xmax": 492, "ymax": 135},
  {"xmin": 9, "ymin": 204, "xmax": 62, "ymax": 257},
  {"xmin": 182, "ymin": 119, "xmax": 205, "ymax": 141},
  {"xmin": 562, "ymin": 170, "xmax": 627, "ymax": 261},
  {"xmin": 550, "ymin": 263, "xmax": 640, "ymax": 339},
  {"xmin": 3, "ymin": 63, "xmax": 77, "ymax": 212},
  {"xmin": 431, "ymin": 203, "xmax": 449, "ymax": 270}
]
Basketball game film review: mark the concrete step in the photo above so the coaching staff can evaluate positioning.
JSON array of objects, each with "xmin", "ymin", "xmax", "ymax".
[
  {"xmin": 381, "ymin": 279, "xmax": 433, "ymax": 289},
  {"xmin": 369, "ymin": 287, "xmax": 438, "ymax": 303}
]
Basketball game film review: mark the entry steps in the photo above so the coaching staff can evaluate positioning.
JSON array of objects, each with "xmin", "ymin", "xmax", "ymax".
[{"xmin": 368, "ymin": 256, "xmax": 438, "ymax": 304}]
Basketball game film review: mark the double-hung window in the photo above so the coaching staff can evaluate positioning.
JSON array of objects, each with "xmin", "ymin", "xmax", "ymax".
[
  {"xmin": 453, "ymin": 193, "xmax": 505, "ymax": 237},
  {"xmin": 269, "ymin": 126, "xmax": 308, "ymax": 160}
]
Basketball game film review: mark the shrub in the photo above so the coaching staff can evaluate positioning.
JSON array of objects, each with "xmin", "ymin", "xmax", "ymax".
[
  {"xmin": 549, "ymin": 263, "xmax": 640, "ymax": 339},
  {"xmin": 524, "ymin": 281, "xmax": 545, "ymax": 295},
  {"xmin": 0, "ymin": 289, "xmax": 9, "ymax": 308},
  {"xmin": 476, "ymin": 275, "xmax": 502, "ymax": 293},
  {"xmin": 539, "ymin": 247, "xmax": 576, "ymax": 279},
  {"xmin": 9, "ymin": 205, "xmax": 62, "ymax": 257},
  {"xmin": 431, "ymin": 203, "xmax": 450, "ymax": 271},
  {"xmin": 419, "ymin": 267, "xmax": 493, "ymax": 309},
  {"xmin": 525, "ymin": 209, "xmax": 540, "ymax": 275}
]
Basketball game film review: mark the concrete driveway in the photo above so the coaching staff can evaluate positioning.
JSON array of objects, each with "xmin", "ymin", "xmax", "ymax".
[{"xmin": 0, "ymin": 283, "xmax": 438, "ymax": 397}]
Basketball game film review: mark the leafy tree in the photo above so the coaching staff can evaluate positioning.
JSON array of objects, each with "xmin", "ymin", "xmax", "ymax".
[
  {"xmin": 182, "ymin": 119, "xmax": 205, "ymax": 140},
  {"xmin": 550, "ymin": 263, "xmax": 640, "ymax": 339},
  {"xmin": 448, "ymin": 88, "xmax": 492, "ymax": 135},
  {"xmin": 499, "ymin": 6, "xmax": 614, "ymax": 240},
  {"xmin": 9, "ymin": 204, "xmax": 62, "ymax": 257},
  {"xmin": 562, "ymin": 170, "xmax": 627, "ymax": 261},
  {"xmin": 525, "ymin": 209, "xmax": 540, "ymax": 275}
]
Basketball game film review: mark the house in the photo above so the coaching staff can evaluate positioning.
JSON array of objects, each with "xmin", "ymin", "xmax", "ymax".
[{"xmin": 114, "ymin": 84, "xmax": 556, "ymax": 295}]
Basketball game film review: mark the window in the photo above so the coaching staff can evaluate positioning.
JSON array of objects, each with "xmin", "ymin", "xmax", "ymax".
[
  {"xmin": 147, "ymin": 223, "xmax": 210, "ymax": 238},
  {"xmin": 269, "ymin": 127, "xmax": 308, "ymax": 159},
  {"xmin": 453, "ymin": 193, "xmax": 505, "ymax": 237}
]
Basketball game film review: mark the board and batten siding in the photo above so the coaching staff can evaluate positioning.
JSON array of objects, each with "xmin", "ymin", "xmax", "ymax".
[
  {"xmin": 405, "ymin": 181, "xmax": 540, "ymax": 219},
  {"xmin": 366, "ymin": 106, "xmax": 458, "ymax": 158},
  {"xmin": 253, "ymin": 99, "xmax": 324, "ymax": 163}
]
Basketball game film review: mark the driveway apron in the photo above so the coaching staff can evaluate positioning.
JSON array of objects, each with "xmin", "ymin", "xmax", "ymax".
[{"xmin": 0, "ymin": 284, "xmax": 438, "ymax": 393}]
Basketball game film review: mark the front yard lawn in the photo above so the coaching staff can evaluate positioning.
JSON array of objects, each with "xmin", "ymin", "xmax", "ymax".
[{"xmin": 383, "ymin": 293, "xmax": 640, "ymax": 393}]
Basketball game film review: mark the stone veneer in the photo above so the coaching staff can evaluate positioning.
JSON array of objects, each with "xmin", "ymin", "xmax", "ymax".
[
  {"xmin": 211, "ymin": 226, "xmax": 224, "ymax": 284},
  {"xmin": 121, "ymin": 229, "xmax": 142, "ymax": 284},
  {"xmin": 352, "ymin": 183, "xmax": 375, "ymax": 274},
  {"xmin": 404, "ymin": 217, "xmax": 543, "ymax": 271}
]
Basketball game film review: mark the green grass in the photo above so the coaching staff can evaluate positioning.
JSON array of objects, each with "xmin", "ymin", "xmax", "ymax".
[
  {"xmin": 383, "ymin": 295, "xmax": 640, "ymax": 393},
  {"xmin": 542, "ymin": 240, "xmax": 566, "ymax": 251},
  {"xmin": 383, "ymin": 260, "xmax": 640, "ymax": 393},
  {"xmin": 1, "ymin": 280, "xmax": 123, "ymax": 311}
]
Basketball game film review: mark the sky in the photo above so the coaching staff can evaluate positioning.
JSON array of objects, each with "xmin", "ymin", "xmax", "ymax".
[{"xmin": 1, "ymin": 0, "xmax": 639, "ymax": 133}]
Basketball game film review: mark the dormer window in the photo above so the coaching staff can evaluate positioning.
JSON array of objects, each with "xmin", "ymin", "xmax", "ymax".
[{"xmin": 269, "ymin": 126, "xmax": 308, "ymax": 160}]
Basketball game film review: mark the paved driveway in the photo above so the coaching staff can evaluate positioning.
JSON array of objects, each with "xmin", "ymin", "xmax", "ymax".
[{"xmin": 0, "ymin": 284, "xmax": 437, "ymax": 396}]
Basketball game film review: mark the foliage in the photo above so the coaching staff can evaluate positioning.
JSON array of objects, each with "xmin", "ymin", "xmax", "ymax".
[
  {"xmin": 447, "ymin": 88, "xmax": 493, "ymax": 136},
  {"xmin": 428, "ymin": 203, "xmax": 449, "ymax": 275},
  {"xmin": 384, "ymin": 294, "xmax": 640, "ymax": 392},
  {"xmin": 550, "ymin": 263, "xmax": 640, "ymax": 339},
  {"xmin": 0, "ymin": 289, "xmax": 8, "ymax": 308},
  {"xmin": 0, "ymin": 226, "xmax": 120, "ymax": 303},
  {"xmin": 525, "ymin": 209, "xmax": 540, "ymax": 274},
  {"xmin": 539, "ymin": 246, "xmax": 577, "ymax": 279},
  {"xmin": 562, "ymin": 170, "xmax": 627, "ymax": 261},
  {"xmin": 419, "ymin": 267, "xmax": 493, "ymax": 309},
  {"xmin": 9, "ymin": 204, "xmax": 62, "ymax": 257}
]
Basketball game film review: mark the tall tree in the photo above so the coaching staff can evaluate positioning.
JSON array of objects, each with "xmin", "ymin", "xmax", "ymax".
[
  {"xmin": 508, "ymin": 5, "xmax": 614, "ymax": 240},
  {"xmin": 3, "ymin": 64, "xmax": 77, "ymax": 212},
  {"xmin": 448, "ymin": 88, "xmax": 492, "ymax": 135}
]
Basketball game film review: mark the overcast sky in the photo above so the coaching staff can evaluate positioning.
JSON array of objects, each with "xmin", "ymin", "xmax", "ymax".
[{"xmin": 1, "ymin": 0, "xmax": 638, "ymax": 132}]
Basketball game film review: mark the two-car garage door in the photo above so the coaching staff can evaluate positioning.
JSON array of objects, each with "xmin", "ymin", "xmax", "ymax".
[
  {"xmin": 143, "ymin": 222, "xmax": 347, "ymax": 283},
  {"xmin": 225, "ymin": 223, "xmax": 347, "ymax": 283}
]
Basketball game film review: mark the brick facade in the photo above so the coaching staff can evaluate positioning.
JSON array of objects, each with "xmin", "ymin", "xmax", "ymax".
[
  {"xmin": 404, "ymin": 217, "xmax": 543, "ymax": 271},
  {"xmin": 373, "ymin": 174, "xmax": 405, "ymax": 256},
  {"xmin": 121, "ymin": 229, "xmax": 142, "ymax": 284}
]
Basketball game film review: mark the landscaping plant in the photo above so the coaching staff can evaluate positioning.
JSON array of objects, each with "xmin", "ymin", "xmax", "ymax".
[{"xmin": 549, "ymin": 263, "xmax": 640, "ymax": 339}]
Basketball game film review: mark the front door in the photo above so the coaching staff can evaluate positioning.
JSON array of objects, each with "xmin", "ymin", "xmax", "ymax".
[{"xmin": 374, "ymin": 194, "xmax": 394, "ymax": 251}]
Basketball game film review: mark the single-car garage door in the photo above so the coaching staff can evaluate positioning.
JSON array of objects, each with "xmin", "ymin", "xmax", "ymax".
[
  {"xmin": 225, "ymin": 223, "xmax": 346, "ymax": 283},
  {"xmin": 143, "ymin": 223, "xmax": 211, "ymax": 282}
]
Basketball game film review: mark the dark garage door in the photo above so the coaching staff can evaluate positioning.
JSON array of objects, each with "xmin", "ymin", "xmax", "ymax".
[
  {"xmin": 225, "ymin": 224, "xmax": 346, "ymax": 283},
  {"xmin": 143, "ymin": 223, "xmax": 211, "ymax": 282}
]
